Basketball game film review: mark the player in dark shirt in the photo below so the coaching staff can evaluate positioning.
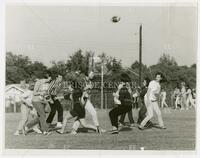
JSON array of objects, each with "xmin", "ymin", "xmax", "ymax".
[
  {"xmin": 56, "ymin": 87, "xmax": 97, "ymax": 134},
  {"xmin": 108, "ymin": 73, "xmax": 133, "ymax": 134},
  {"xmin": 137, "ymin": 77, "xmax": 153, "ymax": 127}
]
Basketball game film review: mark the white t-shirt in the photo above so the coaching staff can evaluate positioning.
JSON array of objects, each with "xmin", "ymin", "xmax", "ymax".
[
  {"xmin": 187, "ymin": 89, "xmax": 192, "ymax": 98},
  {"xmin": 181, "ymin": 86, "xmax": 186, "ymax": 95},
  {"xmin": 113, "ymin": 91, "xmax": 121, "ymax": 105},
  {"xmin": 147, "ymin": 80, "xmax": 161, "ymax": 101},
  {"xmin": 81, "ymin": 91, "xmax": 89, "ymax": 105},
  {"xmin": 161, "ymin": 91, "xmax": 166, "ymax": 99},
  {"xmin": 21, "ymin": 90, "xmax": 33, "ymax": 107}
]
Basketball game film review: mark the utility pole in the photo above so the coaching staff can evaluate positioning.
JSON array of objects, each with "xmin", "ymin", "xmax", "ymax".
[
  {"xmin": 139, "ymin": 24, "xmax": 142, "ymax": 87},
  {"xmin": 101, "ymin": 63, "xmax": 104, "ymax": 109}
]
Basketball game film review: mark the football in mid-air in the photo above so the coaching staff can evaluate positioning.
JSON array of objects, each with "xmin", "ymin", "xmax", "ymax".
[{"xmin": 111, "ymin": 16, "xmax": 121, "ymax": 23}]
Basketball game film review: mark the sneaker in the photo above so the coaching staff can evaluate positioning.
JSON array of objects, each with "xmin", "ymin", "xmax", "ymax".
[
  {"xmin": 118, "ymin": 122, "xmax": 125, "ymax": 126},
  {"xmin": 145, "ymin": 121, "xmax": 154, "ymax": 128},
  {"xmin": 101, "ymin": 129, "xmax": 106, "ymax": 133},
  {"xmin": 14, "ymin": 130, "xmax": 20, "ymax": 136},
  {"xmin": 32, "ymin": 125, "xmax": 42, "ymax": 134},
  {"xmin": 22, "ymin": 126, "xmax": 29, "ymax": 136},
  {"xmin": 159, "ymin": 126, "xmax": 167, "ymax": 130},
  {"xmin": 118, "ymin": 123, "xmax": 123, "ymax": 127},
  {"xmin": 56, "ymin": 129, "xmax": 63, "ymax": 134},
  {"xmin": 138, "ymin": 125, "xmax": 145, "ymax": 130},
  {"xmin": 70, "ymin": 130, "xmax": 77, "ymax": 135},
  {"xmin": 129, "ymin": 123, "xmax": 137, "ymax": 128},
  {"xmin": 43, "ymin": 131, "xmax": 52, "ymax": 136},
  {"xmin": 56, "ymin": 122, "xmax": 63, "ymax": 128}
]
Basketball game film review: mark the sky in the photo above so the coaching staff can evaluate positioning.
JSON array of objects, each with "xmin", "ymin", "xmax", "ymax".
[{"xmin": 6, "ymin": 5, "xmax": 197, "ymax": 67}]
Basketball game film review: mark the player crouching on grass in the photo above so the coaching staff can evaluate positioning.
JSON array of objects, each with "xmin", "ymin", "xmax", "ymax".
[
  {"xmin": 138, "ymin": 72, "xmax": 166, "ymax": 130},
  {"xmin": 14, "ymin": 82, "xmax": 42, "ymax": 136},
  {"xmin": 69, "ymin": 85, "xmax": 106, "ymax": 134},
  {"xmin": 56, "ymin": 85, "xmax": 98, "ymax": 135},
  {"xmin": 83, "ymin": 71, "xmax": 105, "ymax": 133},
  {"xmin": 108, "ymin": 73, "xmax": 133, "ymax": 134}
]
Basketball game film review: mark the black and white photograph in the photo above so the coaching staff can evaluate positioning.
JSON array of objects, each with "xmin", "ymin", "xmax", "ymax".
[{"xmin": 1, "ymin": 0, "xmax": 199, "ymax": 155}]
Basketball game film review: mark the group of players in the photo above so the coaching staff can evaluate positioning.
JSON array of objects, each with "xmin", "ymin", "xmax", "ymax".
[
  {"xmin": 14, "ymin": 70, "xmax": 167, "ymax": 136},
  {"xmin": 172, "ymin": 82, "xmax": 196, "ymax": 110}
]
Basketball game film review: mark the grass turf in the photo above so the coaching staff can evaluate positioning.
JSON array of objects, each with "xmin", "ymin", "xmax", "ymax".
[{"xmin": 4, "ymin": 108, "xmax": 196, "ymax": 150}]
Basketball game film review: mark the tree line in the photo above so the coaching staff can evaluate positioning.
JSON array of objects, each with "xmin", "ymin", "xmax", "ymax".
[{"xmin": 6, "ymin": 50, "xmax": 196, "ymax": 91}]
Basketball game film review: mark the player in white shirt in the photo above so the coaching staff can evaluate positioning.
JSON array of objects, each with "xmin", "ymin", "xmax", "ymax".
[
  {"xmin": 139, "ymin": 72, "xmax": 166, "ymax": 130},
  {"xmin": 174, "ymin": 87, "xmax": 181, "ymax": 109},
  {"xmin": 186, "ymin": 85, "xmax": 195, "ymax": 109},
  {"xmin": 180, "ymin": 82, "xmax": 187, "ymax": 110},
  {"xmin": 160, "ymin": 89, "xmax": 168, "ymax": 108},
  {"xmin": 14, "ymin": 82, "xmax": 42, "ymax": 135}
]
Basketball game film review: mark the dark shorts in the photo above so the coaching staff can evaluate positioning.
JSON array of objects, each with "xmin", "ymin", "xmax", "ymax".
[{"xmin": 70, "ymin": 103, "xmax": 85, "ymax": 119}]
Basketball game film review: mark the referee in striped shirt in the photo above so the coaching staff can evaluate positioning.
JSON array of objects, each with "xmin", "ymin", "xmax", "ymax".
[{"xmin": 46, "ymin": 75, "xmax": 63, "ymax": 128}]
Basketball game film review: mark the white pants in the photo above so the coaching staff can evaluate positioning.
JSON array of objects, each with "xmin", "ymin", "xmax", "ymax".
[
  {"xmin": 72, "ymin": 119, "xmax": 97, "ymax": 131},
  {"xmin": 186, "ymin": 95, "xmax": 195, "ymax": 108},
  {"xmin": 17, "ymin": 104, "xmax": 30, "ymax": 131},
  {"xmin": 181, "ymin": 94, "xmax": 187, "ymax": 109},
  {"xmin": 85, "ymin": 100, "xmax": 99, "ymax": 126},
  {"xmin": 175, "ymin": 96, "xmax": 180, "ymax": 109},
  {"xmin": 17, "ymin": 104, "xmax": 38, "ymax": 131},
  {"xmin": 140, "ymin": 97, "xmax": 164, "ymax": 127}
]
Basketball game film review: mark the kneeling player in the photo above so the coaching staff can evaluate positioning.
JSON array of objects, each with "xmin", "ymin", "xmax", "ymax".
[{"xmin": 56, "ymin": 88, "xmax": 97, "ymax": 134}]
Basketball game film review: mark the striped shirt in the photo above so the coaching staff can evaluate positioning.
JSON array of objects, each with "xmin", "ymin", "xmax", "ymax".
[{"xmin": 48, "ymin": 79, "xmax": 62, "ymax": 96}]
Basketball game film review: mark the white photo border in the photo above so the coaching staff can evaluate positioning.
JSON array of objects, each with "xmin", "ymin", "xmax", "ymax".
[{"xmin": 0, "ymin": 0, "xmax": 199, "ymax": 158}]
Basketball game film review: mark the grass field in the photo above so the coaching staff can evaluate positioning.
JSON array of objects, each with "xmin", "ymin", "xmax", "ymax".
[{"xmin": 5, "ymin": 108, "xmax": 196, "ymax": 150}]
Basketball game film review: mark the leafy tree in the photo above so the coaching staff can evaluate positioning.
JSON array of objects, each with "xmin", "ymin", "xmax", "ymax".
[
  {"xmin": 6, "ymin": 66, "xmax": 29, "ymax": 84},
  {"xmin": 158, "ymin": 53, "xmax": 177, "ymax": 66},
  {"xmin": 6, "ymin": 52, "xmax": 32, "ymax": 68},
  {"xmin": 66, "ymin": 49, "xmax": 87, "ymax": 74},
  {"xmin": 48, "ymin": 60, "xmax": 68, "ymax": 78},
  {"xmin": 6, "ymin": 52, "xmax": 32, "ymax": 84},
  {"xmin": 6, "ymin": 52, "xmax": 48, "ymax": 84},
  {"xmin": 27, "ymin": 61, "xmax": 48, "ymax": 79},
  {"xmin": 129, "ymin": 60, "xmax": 149, "ymax": 84},
  {"xmin": 191, "ymin": 64, "xmax": 196, "ymax": 68},
  {"xmin": 98, "ymin": 53, "xmax": 122, "ymax": 73}
]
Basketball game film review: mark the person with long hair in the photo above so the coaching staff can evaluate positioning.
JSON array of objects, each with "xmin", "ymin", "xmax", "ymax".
[
  {"xmin": 56, "ymin": 86, "xmax": 97, "ymax": 134},
  {"xmin": 108, "ymin": 73, "xmax": 133, "ymax": 134}
]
